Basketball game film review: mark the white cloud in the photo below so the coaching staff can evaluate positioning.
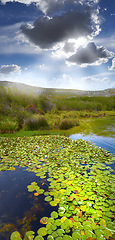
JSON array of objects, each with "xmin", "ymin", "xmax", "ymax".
[
  {"xmin": 1, "ymin": 1, "xmax": 99, "ymax": 15},
  {"xmin": 108, "ymin": 58, "xmax": 115, "ymax": 71},
  {"xmin": 49, "ymin": 73, "xmax": 76, "ymax": 89},
  {"xmin": 82, "ymin": 76, "xmax": 110, "ymax": 83},
  {"xmin": 0, "ymin": 64, "xmax": 21, "ymax": 75},
  {"xmin": 95, "ymin": 34, "xmax": 115, "ymax": 50},
  {"xmin": 1, "ymin": 0, "xmax": 39, "ymax": 4},
  {"xmin": 0, "ymin": 64, "xmax": 21, "ymax": 82}
]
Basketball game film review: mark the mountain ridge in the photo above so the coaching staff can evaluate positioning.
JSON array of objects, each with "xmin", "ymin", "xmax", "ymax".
[{"xmin": 0, "ymin": 80, "xmax": 115, "ymax": 97}]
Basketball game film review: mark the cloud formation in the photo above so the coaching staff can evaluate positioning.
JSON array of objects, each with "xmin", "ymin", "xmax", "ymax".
[
  {"xmin": 67, "ymin": 42, "xmax": 114, "ymax": 66},
  {"xmin": 1, "ymin": 0, "xmax": 99, "ymax": 14},
  {"xmin": 21, "ymin": 10, "xmax": 98, "ymax": 49},
  {"xmin": 109, "ymin": 58, "xmax": 115, "ymax": 71},
  {"xmin": 0, "ymin": 0, "xmax": 39, "ymax": 4},
  {"xmin": 0, "ymin": 64, "xmax": 21, "ymax": 75}
]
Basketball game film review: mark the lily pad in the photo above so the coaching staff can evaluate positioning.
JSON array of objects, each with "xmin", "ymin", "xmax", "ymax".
[
  {"xmin": 34, "ymin": 236, "xmax": 44, "ymax": 240},
  {"xmin": 10, "ymin": 231, "xmax": 22, "ymax": 240},
  {"xmin": 72, "ymin": 231, "xmax": 81, "ymax": 240},
  {"xmin": 62, "ymin": 235, "xmax": 73, "ymax": 240},
  {"xmin": 37, "ymin": 227, "xmax": 47, "ymax": 236},
  {"xmin": 40, "ymin": 217, "xmax": 48, "ymax": 224},
  {"xmin": 51, "ymin": 211, "xmax": 58, "ymax": 219}
]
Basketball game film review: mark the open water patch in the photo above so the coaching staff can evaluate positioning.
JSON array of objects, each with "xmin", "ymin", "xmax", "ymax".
[{"xmin": 0, "ymin": 166, "xmax": 57, "ymax": 240}]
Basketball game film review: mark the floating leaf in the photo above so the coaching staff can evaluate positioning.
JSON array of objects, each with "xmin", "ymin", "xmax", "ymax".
[
  {"xmin": 62, "ymin": 235, "xmax": 73, "ymax": 240},
  {"xmin": 47, "ymin": 235, "xmax": 54, "ymax": 240},
  {"xmin": 34, "ymin": 236, "xmax": 44, "ymax": 240},
  {"xmin": 24, "ymin": 231, "xmax": 35, "ymax": 240},
  {"xmin": 10, "ymin": 231, "xmax": 22, "ymax": 240},
  {"xmin": 37, "ymin": 227, "xmax": 47, "ymax": 236},
  {"xmin": 45, "ymin": 196, "xmax": 52, "ymax": 202},
  {"xmin": 40, "ymin": 217, "xmax": 48, "ymax": 224},
  {"xmin": 50, "ymin": 200, "xmax": 58, "ymax": 206},
  {"xmin": 61, "ymin": 217, "xmax": 67, "ymax": 224},
  {"xmin": 51, "ymin": 211, "xmax": 58, "ymax": 219},
  {"xmin": 72, "ymin": 231, "xmax": 81, "ymax": 240}
]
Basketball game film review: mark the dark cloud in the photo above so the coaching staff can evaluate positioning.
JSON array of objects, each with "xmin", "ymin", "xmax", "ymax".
[
  {"xmin": 67, "ymin": 42, "xmax": 114, "ymax": 65},
  {"xmin": 21, "ymin": 11, "xmax": 94, "ymax": 49}
]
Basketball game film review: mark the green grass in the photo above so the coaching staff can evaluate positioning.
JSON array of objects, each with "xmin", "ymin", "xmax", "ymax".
[{"xmin": 0, "ymin": 112, "xmax": 114, "ymax": 138}]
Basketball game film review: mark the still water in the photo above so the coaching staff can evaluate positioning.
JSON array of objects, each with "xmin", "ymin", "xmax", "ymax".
[
  {"xmin": 0, "ymin": 167, "xmax": 56, "ymax": 240},
  {"xmin": 0, "ymin": 135, "xmax": 114, "ymax": 239}
]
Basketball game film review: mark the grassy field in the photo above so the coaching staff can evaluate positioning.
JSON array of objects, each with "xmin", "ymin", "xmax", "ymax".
[
  {"xmin": 0, "ymin": 82, "xmax": 115, "ymax": 137},
  {"xmin": 0, "ymin": 111, "xmax": 114, "ymax": 138}
]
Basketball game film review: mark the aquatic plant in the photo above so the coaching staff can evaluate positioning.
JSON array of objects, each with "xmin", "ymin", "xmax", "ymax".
[{"xmin": 0, "ymin": 135, "xmax": 115, "ymax": 239}]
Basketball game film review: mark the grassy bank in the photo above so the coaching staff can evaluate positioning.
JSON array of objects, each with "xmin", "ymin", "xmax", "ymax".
[
  {"xmin": 0, "ymin": 83, "xmax": 115, "ymax": 137},
  {"xmin": 0, "ymin": 111, "xmax": 114, "ymax": 138}
]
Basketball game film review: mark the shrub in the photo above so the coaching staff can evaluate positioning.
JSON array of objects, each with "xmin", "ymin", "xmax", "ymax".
[
  {"xmin": 25, "ymin": 105, "xmax": 44, "ymax": 115},
  {"xmin": 24, "ymin": 116, "xmax": 49, "ymax": 131},
  {"xmin": 59, "ymin": 118, "xmax": 80, "ymax": 130},
  {"xmin": 0, "ymin": 117, "xmax": 18, "ymax": 133}
]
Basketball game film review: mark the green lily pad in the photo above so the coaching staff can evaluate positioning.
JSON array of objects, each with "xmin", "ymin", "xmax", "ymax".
[
  {"xmin": 47, "ymin": 218, "xmax": 55, "ymax": 224},
  {"xmin": 51, "ymin": 211, "xmax": 58, "ymax": 219},
  {"xmin": 57, "ymin": 229, "xmax": 65, "ymax": 236},
  {"xmin": 37, "ymin": 227, "xmax": 47, "ymax": 236},
  {"xmin": 34, "ymin": 236, "xmax": 44, "ymax": 240},
  {"xmin": 10, "ymin": 231, "xmax": 22, "ymax": 240},
  {"xmin": 72, "ymin": 231, "xmax": 81, "ymax": 240},
  {"xmin": 55, "ymin": 237, "xmax": 63, "ymax": 240},
  {"xmin": 62, "ymin": 235, "xmax": 73, "ymax": 240},
  {"xmin": 47, "ymin": 235, "xmax": 54, "ymax": 240},
  {"xmin": 55, "ymin": 219, "xmax": 61, "ymax": 226},
  {"xmin": 51, "ymin": 224, "xmax": 57, "ymax": 231},
  {"xmin": 46, "ymin": 223, "xmax": 52, "ymax": 230},
  {"xmin": 50, "ymin": 200, "xmax": 58, "ymax": 206},
  {"xmin": 45, "ymin": 196, "xmax": 52, "ymax": 202}
]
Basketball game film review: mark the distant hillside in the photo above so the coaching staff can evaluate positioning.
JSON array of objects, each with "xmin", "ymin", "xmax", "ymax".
[{"xmin": 0, "ymin": 81, "xmax": 115, "ymax": 97}]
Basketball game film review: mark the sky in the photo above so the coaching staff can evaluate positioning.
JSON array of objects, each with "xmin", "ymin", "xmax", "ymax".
[{"xmin": 0, "ymin": 0, "xmax": 115, "ymax": 91}]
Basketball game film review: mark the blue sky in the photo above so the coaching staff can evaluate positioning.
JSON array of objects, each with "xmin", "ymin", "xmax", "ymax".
[{"xmin": 0, "ymin": 0, "xmax": 115, "ymax": 90}]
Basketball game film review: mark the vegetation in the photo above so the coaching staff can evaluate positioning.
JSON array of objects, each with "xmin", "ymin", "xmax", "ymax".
[
  {"xmin": 0, "ymin": 82, "xmax": 115, "ymax": 136},
  {"xmin": 0, "ymin": 83, "xmax": 115, "ymax": 239},
  {"xmin": 0, "ymin": 135, "xmax": 115, "ymax": 240}
]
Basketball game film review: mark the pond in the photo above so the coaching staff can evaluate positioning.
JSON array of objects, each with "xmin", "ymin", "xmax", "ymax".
[
  {"xmin": 0, "ymin": 135, "xmax": 115, "ymax": 240},
  {"xmin": 0, "ymin": 167, "xmax": 57, "ymax": 240}
]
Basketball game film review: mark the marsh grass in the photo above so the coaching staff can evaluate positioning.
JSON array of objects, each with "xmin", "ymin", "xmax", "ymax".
[
  {"xmin": 23, "ymin": 115, "xmax": 49, "ymax": 131},
  {"xmin": 59, "ymin": 118, "xmax": 80, "ymax": 130},
  {"xmin": 0, "ymin": 116, "xmax": 18, "ymax": 133}
]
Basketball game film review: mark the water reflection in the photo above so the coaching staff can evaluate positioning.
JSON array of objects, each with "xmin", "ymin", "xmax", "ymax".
[{"xmin": 0, "ymin": 167, "xmax": 56, "ymax": 240}]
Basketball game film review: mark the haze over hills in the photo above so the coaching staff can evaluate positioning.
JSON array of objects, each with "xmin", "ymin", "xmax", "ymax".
[{"xmin": 0, "ymin": 81, "xmax": 115, "ymax": 97}]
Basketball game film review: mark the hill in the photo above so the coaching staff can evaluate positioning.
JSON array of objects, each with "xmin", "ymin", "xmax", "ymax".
[{"xmin": 0, "ymin": 80, "xmax": 115, "ymax": 97}]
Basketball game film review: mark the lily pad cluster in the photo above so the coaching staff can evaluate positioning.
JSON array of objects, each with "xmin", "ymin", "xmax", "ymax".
[{"xmin": 0, "ymin": 135, "xmax": 115, "ymax": 240}]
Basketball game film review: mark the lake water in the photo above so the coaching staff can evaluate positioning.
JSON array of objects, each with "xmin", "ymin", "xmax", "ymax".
[
  {"xmin": 0, "ymin": 134, "xmax": 115, "ymax": 239},
  {"xmin": 0, "ymin": 167, "xmax": 56, "ymax": 240}
]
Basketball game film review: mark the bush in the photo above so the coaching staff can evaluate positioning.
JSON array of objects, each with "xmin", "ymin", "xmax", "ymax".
[
  {"xmin": 0, "ymin": 117, "xmax": 18, "ymax": 133},
  {"xmin": 59, "ymin": 118, "xmax": 80, "ymax": 130},
  {"xmin": 24, "ymin": 115, "xmax": 49, "ymax": 131}
]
